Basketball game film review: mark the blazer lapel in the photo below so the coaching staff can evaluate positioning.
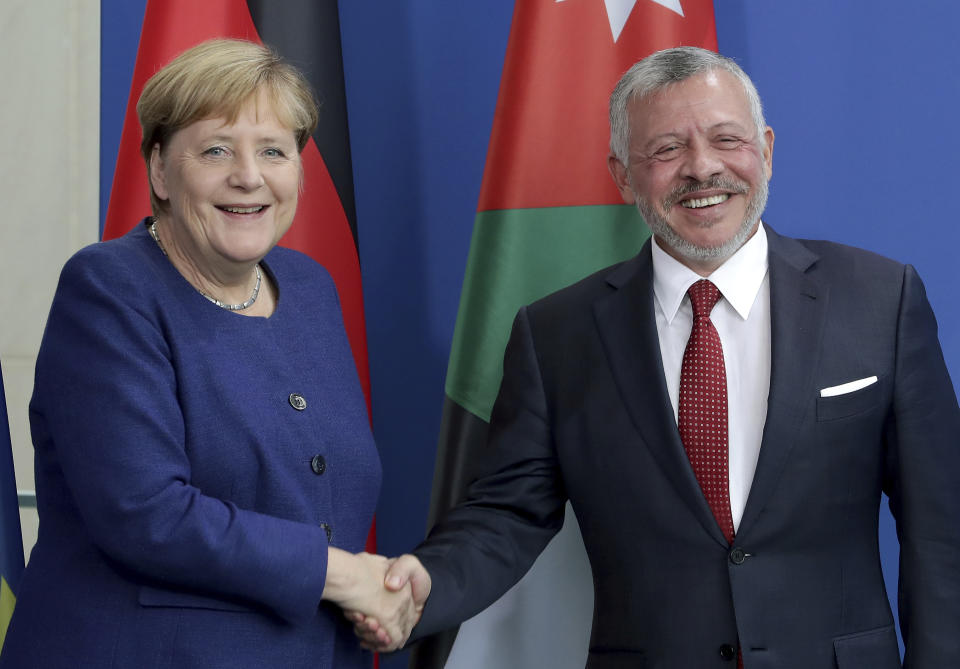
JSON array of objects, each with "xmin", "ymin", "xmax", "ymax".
[
  {"xmin": 738, "ymin": 227, "xmax": 827, "ymax": 536},
  {"xmin": 593, "ymin": 244, "xmax": 730, "ymax": 546}
]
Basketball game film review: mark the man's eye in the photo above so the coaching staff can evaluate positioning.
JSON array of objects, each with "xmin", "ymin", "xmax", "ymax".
[{"xmin": 652, "ymin": 145, "xmax": 680, "ymax": 160}]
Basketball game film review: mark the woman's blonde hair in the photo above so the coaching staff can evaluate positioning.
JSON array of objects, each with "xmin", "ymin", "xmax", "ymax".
[{"xmin": 137, "ymin": 38, "xmax": 319, "ymax": 215}]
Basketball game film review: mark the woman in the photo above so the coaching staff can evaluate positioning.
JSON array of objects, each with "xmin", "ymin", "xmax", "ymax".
[{"xmin": 1, "ymin": 39, "xmax": 411, "ymax": 668}]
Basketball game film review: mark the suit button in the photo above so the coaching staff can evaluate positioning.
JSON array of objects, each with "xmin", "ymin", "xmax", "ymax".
[
  {"xmin": 320, "ymin": 522, "xmax": 332, "ymax": 542},
  {"xmin": 311, "ymin": 454, "xmax": 326, "ymax": 475},
  {"xmin": 718, "ymin": 644, "xmax": 736, "ymax": 661},
  {"xmin": 729, "ymin": 547, "xmax": 747, "ymax": 565},
  {"xmin": 289, "ymin": 393, "xmax": 307, "ymax": 411}
]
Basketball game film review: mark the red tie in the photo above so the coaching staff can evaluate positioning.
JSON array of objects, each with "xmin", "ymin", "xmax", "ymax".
[
  {"xmin": 678, "ymin": 280, "xmax": 744, "ymax": 667},
  {"xmin": 678, "ymin": 279, "xmax": 734, "ymax": 543}
]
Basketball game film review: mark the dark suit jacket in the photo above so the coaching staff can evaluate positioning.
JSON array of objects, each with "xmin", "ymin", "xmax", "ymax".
[{"xmin": 412, "ymin": 227, "xmax": 960, "ymax": 669}]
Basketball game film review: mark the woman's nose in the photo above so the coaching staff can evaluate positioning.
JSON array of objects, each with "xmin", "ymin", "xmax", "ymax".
[{"xmin": 228, "ymin": 153, "xmax": 265, "ymax": 190}]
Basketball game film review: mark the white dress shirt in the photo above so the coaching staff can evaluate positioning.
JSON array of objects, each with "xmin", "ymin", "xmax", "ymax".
[{"xmin": 651, "ymin": 224, "xmax": 771, "ymax": 531}]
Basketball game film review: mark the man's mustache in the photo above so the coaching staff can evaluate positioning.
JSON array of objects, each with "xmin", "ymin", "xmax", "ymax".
[{"xmin": 662, "ymin": 177, "xmax": 750, "ymax": 209}]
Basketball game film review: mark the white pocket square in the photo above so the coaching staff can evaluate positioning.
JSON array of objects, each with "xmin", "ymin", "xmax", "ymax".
[{"xmin": 819, "ymin": 376, "xmax": 878, "ymax": 398}]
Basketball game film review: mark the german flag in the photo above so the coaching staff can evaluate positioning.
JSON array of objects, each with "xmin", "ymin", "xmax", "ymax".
[{"xmin": 102, "ymin": 0, "xmax": 369, "ymax": 422}]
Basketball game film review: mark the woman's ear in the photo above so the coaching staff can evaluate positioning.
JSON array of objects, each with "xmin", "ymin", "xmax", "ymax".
[{"xmin": 149, "ymin": 144, "xmax": 169, "ymax": 200}]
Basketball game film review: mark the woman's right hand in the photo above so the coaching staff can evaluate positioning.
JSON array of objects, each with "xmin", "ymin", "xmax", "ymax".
[
  {"xmin": 323, "ymin": 548, "xmax": 420, "ymax": 650},
  {"xmin": 345, "ymin": 554, "xmax": 432, "ymax": 652}
]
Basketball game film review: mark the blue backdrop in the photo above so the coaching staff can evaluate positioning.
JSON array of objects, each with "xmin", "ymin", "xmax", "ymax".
[{"xmin": 101, "ymin": 2, "xmax": 959, "ymax": 666}]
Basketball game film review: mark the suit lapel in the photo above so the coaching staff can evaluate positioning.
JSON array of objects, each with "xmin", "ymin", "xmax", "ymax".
[
  {"xmin": 593, "ymin": 244, "xmax": 729, "ymax": 546},
  {"xmin": 738, "ymin": 228, "xmax": 826, "ymax": 536}
]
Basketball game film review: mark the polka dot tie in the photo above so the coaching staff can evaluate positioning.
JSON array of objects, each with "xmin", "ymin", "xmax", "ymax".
[
  {"xmin": 678, "ymin": 279, "xmax": 735, "ymax": 545},
  {"xmin": 680, "ymin": 280, "xmax": 744, "ymax": 667}
]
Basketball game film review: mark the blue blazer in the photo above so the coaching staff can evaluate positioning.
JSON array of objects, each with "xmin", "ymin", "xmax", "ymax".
[
  {"xmin": 412, "ymin": 227, "xmax": 960, "ymax": 668},
  {"xmin": 1, "ymin": 223, "xmax": 381, "ymax": 668}
]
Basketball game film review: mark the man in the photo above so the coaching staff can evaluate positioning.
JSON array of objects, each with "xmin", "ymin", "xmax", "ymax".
[{"xmin": 365, "ymin": 47, "xmax": 960, "ymax": 667}]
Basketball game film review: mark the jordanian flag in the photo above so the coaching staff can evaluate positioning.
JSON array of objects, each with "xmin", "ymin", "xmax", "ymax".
[
  {"xmin": 413, "ymin": 2, "xmax": 717, "ymax": 667},
  {"xmin": 0, "ymin": 367, "xmax": 24, "ymax": 652},
  {"xmin": 101, "ymin": 0, "xmax": 375, "ymax": 552}
]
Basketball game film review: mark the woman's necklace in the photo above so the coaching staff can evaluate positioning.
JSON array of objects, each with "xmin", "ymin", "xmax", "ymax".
[{"xmin": 149, "ymin": 219, "xmax": 261, "ymax": 311}]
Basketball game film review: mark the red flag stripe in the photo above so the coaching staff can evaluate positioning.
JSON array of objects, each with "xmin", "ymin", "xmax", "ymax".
[{"xmin": 478, "ymin": 0, "xmax": 717, "ymax": 212}]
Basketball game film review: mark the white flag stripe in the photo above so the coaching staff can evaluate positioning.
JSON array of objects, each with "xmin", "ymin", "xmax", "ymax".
[
  {"xmin": 445, "ymin": 505, "xmax": 593, "ymax": 668},
  {"xmin": 555, "ymin": 0, "xmax": 684, "ymax": 42},
  {"xmin": 604, "ymin": 0, "xmax": 638, "ymax": 42}
]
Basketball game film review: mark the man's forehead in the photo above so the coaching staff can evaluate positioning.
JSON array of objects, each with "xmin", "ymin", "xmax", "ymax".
[
  {"xmin": 627, "ymin": 72, "xmax": 753, "ymax": 133},
  {"xmin": 634, "ymin": 69, "xmax": 744, "ymax": 107}
]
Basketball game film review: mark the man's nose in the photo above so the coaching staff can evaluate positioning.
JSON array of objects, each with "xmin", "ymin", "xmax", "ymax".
[{"xmin": 679, "ymin": 141, "xmax": 723, "ymax": 182}]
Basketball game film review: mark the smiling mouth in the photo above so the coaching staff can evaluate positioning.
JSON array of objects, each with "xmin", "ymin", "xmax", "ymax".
[
  {"xmin": 680, "ymin": 194, "xmax": 730, "ymax": 209},
  {"xmin": 217, "ymin": 205, "xmax": 265, "ymax": 214}
]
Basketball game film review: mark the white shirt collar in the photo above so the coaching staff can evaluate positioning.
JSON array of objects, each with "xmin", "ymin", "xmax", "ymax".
[{"xmin": 652, "ymin": 222, "xmax": 769, "ymax": 324}]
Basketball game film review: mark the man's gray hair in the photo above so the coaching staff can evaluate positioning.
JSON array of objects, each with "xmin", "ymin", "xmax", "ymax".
[{"xmin": 609, "ymin": 47, "xmax": 766, "ymax": 165}]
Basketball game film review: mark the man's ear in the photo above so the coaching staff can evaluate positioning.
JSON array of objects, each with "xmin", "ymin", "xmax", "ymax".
[
  {"xmin": 762, "ymin": 126, "xmax": 775, "ymax": 180},
  {"xmin": 607, "ymin": 154, "xmax": 636, "ymax": 205},
  {"xmin": 149, "ymin": 144, "xmax": 169, "ymax": 200}
]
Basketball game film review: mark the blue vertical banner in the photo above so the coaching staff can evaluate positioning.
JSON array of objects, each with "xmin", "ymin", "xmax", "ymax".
[{"xmin": 0, "ymin": 367, "xmax": 24, "ymax": 651}]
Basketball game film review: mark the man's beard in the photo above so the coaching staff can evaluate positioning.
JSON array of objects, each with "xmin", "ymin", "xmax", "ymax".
[{"xmin": 635, "ymin": 174, "xmax": 768, "ymax": 263}]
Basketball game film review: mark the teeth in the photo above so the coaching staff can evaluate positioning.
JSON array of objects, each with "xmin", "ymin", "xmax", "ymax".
[
  {"xmin": 221, "ymin": 206, "xmax": 263, "ymax": 214},
  {"xmin": 681, "ymin": 194, "xmax": 730, "ymax": 209}
]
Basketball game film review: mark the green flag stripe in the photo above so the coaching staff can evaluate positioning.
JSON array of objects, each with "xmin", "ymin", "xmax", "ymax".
[
  {"xmin": 446, "ymin": 204, "xmax": 649, "ymax": 421},
  {"xmin": 0, "ymin": 575, "xmax": 15, "ymax": 651}
]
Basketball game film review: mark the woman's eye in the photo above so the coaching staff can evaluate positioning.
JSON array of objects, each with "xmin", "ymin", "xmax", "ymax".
[
  {"xmin": 263, "ymin": 148, "xmax": 285, "ymax": 158},
  {"xmin": 203, "ymin": 146, "xmax": 227, "ymax": 157}
]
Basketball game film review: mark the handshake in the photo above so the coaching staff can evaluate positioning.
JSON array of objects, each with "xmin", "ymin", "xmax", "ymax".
[{"xmin": 324, "ymin": 548, "xmax": 432, "ymax": 653}]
